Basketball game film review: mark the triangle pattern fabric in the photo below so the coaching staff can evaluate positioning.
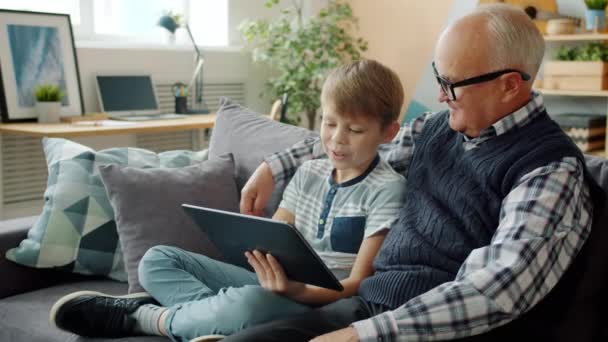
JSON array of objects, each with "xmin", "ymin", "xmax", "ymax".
[{"xmin": 63, "ymin": 197, "xmax": 89, "ymax": 235}]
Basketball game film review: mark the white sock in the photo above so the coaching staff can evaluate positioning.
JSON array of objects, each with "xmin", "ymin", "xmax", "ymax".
[{"xmin": 130, "ymin": 304, "xmax": 167, "ymax": 336}]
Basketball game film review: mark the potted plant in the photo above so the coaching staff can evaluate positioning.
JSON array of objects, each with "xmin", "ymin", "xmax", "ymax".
[
  {"xmin": 543, "ymin": 43, "xmax": 608, "ymax": 90},
  {"xmin": 240, "ymin": 0, "xmax": 367, "ymax": 129},
  {"xmin": 584, "ymin": 0, "xmax": 608, "ymax": 32},
  {"xmin": 34, "ymin": 84, "xmax": 64, "ymax": 123}
]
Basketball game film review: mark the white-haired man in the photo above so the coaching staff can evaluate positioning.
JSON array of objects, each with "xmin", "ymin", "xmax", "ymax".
[{"xmin": 224, "ymin": 4, "xmax": 603, "ymax": 342}]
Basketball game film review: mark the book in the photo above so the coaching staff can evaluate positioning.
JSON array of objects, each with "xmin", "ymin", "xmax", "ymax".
[{"xmin": 552, "ymin": 113, "xmax": 606, "ymax": 129}]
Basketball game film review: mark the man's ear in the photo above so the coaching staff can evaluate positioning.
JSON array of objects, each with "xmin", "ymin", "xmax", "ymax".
[
  {"xmin": 501, "ymin": 73, "xmax": 523, "ymax": 102},
  {"xmin": 382, "ymin": 121, "xmax": 401, "ymax": 143}
]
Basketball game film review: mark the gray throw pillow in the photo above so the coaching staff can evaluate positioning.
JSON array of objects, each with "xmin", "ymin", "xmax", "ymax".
[
  {"xmin": 5, "ymin": 138, "xmax": 208, "ymax": 281},
  {"xmin": 209, "ymin": 97, "xmax": 318, "ymax": 216},
  {"xmin": 99, "ymin": 155, "xmax": 239, "ymax": 293}
]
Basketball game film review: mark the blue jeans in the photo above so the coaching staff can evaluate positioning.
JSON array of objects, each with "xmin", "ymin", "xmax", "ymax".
[{"xmin": 138, "ymin": 245, "xmax": 312, "ymax": 342}]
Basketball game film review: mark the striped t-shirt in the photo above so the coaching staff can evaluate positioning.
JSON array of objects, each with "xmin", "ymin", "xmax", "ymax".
[{"xmin": 279, "ymin": 155, "xmax": 406, "ymax": 280}]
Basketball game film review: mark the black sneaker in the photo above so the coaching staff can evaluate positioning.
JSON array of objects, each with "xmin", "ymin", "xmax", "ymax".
[{"xmin": 49, "ymin": 290, "xmax": 159, "ymax": 337}]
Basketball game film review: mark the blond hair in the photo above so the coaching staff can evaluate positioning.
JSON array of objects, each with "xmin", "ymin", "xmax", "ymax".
[{"xmin": 321, "ymin": 59, "xmax": 404, "ymax": 127}]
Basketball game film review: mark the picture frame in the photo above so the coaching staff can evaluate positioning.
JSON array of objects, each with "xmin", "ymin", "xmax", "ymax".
[{"xmin": 0, "ymin": 10, "xmax": 84, "ymax": 122}]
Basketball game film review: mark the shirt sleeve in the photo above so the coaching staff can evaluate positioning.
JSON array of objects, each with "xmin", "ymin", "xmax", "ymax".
[
  {"xmin": 277, "ymin": 162, "xmax": 308, "ymax": 214},
  {"xmin": 363, "ymin": 176, "xmax": 407, "ymax": 238},
  {"xmin": 264, "ymin": 112, "xmax": 434, "ymax": 185},
  {"xmin": 352, "ymin": 156, "xmax": 593, "ymax": 341}
]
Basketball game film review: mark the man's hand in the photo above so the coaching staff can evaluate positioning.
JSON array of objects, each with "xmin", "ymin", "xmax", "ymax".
[
  {"xmin": 240, "ymin": 162, "xmax": 274, "ymax": 217},
  {"xmin": 310, "ymin": 327, "xmax": 359, "ymax": 342},
  {"xmin": 246, "ymin": 250, "xmax": 305, "ymax": 296}
]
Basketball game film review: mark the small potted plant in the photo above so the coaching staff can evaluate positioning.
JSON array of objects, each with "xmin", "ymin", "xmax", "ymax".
[
  {"xmin": 543, "ymin": 43, "xmax": 608, "ymax": 90},
  {"xmin": 34, "ymin": 84, "xmax": 64, "ymax": 123},
  {"xmin": 584, "ymin": 0, "xmax": 608, "ymax": 32}
]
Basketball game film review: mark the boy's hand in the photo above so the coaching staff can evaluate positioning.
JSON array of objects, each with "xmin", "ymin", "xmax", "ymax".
[
  {"xmin": 240, "ymin": 162, "xmax": 274, "ymax": 217},
  {"xmin": 246, "ymin": 250, "xmax": 305, "ymax": 296}
]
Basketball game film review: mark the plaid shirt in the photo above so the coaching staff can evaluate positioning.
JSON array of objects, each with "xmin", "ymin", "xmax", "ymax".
[{"xmin": 264, "ymin": 92, "xmax": 593, "ymax": 341}]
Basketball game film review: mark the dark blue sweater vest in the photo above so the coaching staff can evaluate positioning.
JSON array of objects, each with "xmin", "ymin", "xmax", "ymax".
[{"xmin": 358, "ymin": 109, "xmax": 584, "ymax": 309}]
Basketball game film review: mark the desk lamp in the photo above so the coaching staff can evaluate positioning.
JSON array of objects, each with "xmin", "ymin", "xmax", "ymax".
[{"xmin": 158, "ymin": 15, "xmax": 209, "ymax": 113}]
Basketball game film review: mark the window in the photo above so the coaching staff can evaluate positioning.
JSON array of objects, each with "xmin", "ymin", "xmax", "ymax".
[
  {"xmin": 0, "ymin": 0, "xmax": 228, "ymax": 46},
  {"xmin": 0, "ymin": 0, "xmax": 80, "ymax": 24}
]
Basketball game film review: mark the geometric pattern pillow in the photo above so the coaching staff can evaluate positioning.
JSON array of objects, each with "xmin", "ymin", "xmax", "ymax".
[{"xmin": 5, "ymin": 137, "xmax": 208, "ymax": 281}]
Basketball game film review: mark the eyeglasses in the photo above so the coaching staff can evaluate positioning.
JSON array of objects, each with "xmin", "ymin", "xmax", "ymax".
[{"xmin": 432, "ymin": 62, "xmax": 531, "ymax": 101}]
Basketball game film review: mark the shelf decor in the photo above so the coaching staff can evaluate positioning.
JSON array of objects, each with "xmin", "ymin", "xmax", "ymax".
[
  {"xmin": 544, "ymin": 61, "xmax": 608, "ymax": 90},
  {"xmin": 543, "ymin": 43, "xmax": 608, "ymax": 91},
  {"xmin": 553, "ymin": 113, "xmax": 606, "ymax": 152},
  {"xmin": 0, "ymin": 10, "xmax": 84, "ymax": 122}
]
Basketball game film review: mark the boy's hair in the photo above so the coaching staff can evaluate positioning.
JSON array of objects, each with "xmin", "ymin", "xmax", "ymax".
[{"xmin": 321, "ymin": 59, "xmax": 404, "ymax": 127}]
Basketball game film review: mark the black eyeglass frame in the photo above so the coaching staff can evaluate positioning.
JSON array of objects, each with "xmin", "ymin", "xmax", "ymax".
[{"xmin": 432, "ymin": 62, "xmax": 531, "ymax": 101}]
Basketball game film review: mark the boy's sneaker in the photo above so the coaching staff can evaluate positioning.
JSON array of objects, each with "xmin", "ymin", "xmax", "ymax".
[
  {"xmin": 49, "ymin": 290, "xmax": 158, "ymax": 337},
  {"xmin": 190, "ymin": 335, "xmax": 226, "ymax": 342}
]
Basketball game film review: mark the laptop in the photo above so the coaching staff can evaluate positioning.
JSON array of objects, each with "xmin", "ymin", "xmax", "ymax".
[
  {"xmin": 182, "ymin": 204, "xmax": 344, "ymax": 291},
  {"xmin": 95, "ymin": 75, "xmax": 187, "ymax": 121}
]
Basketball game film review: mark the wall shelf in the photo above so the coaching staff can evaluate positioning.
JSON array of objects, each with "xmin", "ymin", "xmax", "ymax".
[
  {"xmin": 544, "ymin": 33, "xmax": 608, "ymax": 41},
  {"xmin": 535, "ymin": 88, "xmax": 608, "ymax": 97},
  {"xmin": 588, "ymin": 150, "xmax": 607, "ymax": 158}
]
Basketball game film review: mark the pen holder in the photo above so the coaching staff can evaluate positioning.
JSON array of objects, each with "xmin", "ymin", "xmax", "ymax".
[{"xmin": 175, "ymin": 96, "xmax": 188, "ymax": 114}]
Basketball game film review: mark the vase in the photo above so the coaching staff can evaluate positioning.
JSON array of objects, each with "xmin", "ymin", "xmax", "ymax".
[
  {"xmin": 585, "ymin": 9, "xmax": 606, "ymax": 32},
  {"xmin": 36, "ymin": 101, "xmax": 61, "ymax": 123}
]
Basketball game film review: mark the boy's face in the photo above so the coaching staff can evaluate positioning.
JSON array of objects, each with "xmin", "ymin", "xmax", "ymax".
[{"xmin": 320, "ymin": 108, "xmax": 395, "ymax": 181}]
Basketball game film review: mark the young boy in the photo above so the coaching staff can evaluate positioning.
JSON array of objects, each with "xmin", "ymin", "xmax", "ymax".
[{"xmin": 50, "ymin": 59, "xmax": 406, "ymax": 342}]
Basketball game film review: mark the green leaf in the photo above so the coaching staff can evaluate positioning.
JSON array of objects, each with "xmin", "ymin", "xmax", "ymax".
[
  {"xmin": 238, "ymin": 0, "xmax": 368, "ymax": 127},
  {"xmin": 34, "ymin": 84, "xmax": 64, "ymax": 102}
]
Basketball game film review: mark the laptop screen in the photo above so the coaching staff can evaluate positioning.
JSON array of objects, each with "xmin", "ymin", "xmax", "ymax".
[{"xmin": 96, "ymin": 75, "xmax": 159, "ymax": 113}]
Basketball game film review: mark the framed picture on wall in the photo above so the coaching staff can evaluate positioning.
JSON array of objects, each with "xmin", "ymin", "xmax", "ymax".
[{"xmin": 0, "ymin": 10, "xmax": 84, "ymax": 122}]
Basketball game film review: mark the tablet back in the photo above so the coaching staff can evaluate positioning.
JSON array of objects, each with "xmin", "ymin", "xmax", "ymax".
[{"xmin": 182, "ymin": 204, "xmax": 344, "ymax": 291}]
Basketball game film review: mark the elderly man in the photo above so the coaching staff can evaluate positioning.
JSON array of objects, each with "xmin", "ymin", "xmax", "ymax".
[{"xmin": 226, "ymin": 4, "xmax": 601, "ymax": 342}]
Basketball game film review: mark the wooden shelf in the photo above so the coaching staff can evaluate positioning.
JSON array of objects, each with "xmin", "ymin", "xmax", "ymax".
[
  {"xmin": 535, "ymin": 88, "xmax": 608, "ymax": 97},
  {"xmin": 0, "ymin": 114, "xmax": 216, "ymax": 138},
  {"xmin": 588, "ymin": 150, "xmax": 607, "ymax": 158},
  {"xmin": 544, "ymin": 33, "xmax": 608, "ymax": 41}
]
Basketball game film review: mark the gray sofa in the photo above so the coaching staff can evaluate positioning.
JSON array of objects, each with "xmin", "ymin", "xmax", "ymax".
[{"xmin": 1, "ymin": 100, "xmax": 607, "ymax": 341}]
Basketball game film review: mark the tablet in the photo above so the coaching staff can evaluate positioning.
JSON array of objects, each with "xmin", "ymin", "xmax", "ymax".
[{"xmin": 182, "ymin": 204, "xmax": 344, "ymax": 291}]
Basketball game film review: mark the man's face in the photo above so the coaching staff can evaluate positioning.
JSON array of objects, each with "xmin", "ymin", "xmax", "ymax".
[
  {"xmin": 433, "ymin": 21, "xmax": 504, "ymax": 138},
  {"xmin": 433, "ymin": 59, "xmax": 502, "ymax": 138}
]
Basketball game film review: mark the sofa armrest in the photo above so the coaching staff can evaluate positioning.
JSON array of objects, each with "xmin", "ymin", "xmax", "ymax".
[{"xmin": 0, "ymin": 217, "xmax": 88, "ymax": 299}]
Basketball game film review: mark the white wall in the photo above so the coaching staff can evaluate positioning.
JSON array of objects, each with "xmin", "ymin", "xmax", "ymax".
[
  {"xmin": 75, "ymin": 46, "xmax": 268, "ymax": 114},
  {"xmin": 74, "ymin": 0, "xmax": 326, "ymax": 116},
  {"xmin": 348, "ymin": 0, "xmax": 453, "ymax": 119}
]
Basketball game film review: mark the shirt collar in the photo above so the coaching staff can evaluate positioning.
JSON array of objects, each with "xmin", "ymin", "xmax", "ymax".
[{"xmin": 462, "ymin": 91, "xmax": 545, "ymax": 146}]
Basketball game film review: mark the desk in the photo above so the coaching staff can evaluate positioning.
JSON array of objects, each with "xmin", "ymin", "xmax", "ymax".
[
  {"xmin": 0, "ymin": 114, "xmax": 216, "ymax": 138},
  {"xmin": 0, "ymin": 114, "xmax": 216, "ymax": 219}
]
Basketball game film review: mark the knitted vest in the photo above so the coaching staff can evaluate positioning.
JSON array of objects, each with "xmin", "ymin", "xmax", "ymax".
[{"xmin": 359, "ymin": 110, "xmax": 584, "ymax": 309}]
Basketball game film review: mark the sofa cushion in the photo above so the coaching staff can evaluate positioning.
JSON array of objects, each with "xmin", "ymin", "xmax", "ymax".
[
  {"xmin": 5, "ymin": 138, "xmax": 208, "ymax": 281},
  {"xmin": 0, "ymin": 279, "xmax": 164, "ymax": 342},
  {"xmin": 209, "ymin": 97, "xmax": 318, "ymax": 216},
  {"xmin": 99, "ymin": 155, "xmax": 238, "ymax": 293}
]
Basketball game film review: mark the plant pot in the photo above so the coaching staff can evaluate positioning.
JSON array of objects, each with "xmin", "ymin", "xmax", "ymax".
[
  {"xmin": 36, "ymin": 101, "xmax": 61, "ymax": 123},
  {"xmin": 585, "ymin": 9, "xmax": 606, "ymax": 31}
]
